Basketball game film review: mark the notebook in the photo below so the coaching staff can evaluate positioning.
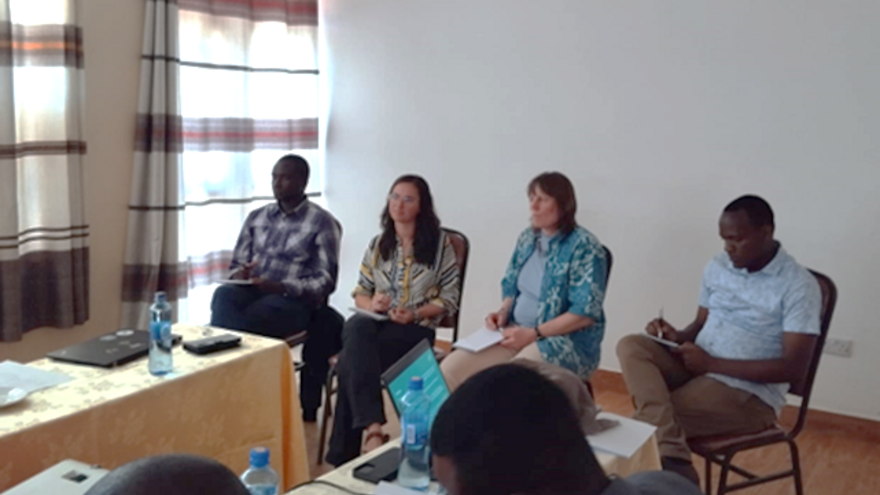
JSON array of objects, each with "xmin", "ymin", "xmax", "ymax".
[{"xmin": 47, "ymin": 329, "xmax": 181, "ymax": 368}]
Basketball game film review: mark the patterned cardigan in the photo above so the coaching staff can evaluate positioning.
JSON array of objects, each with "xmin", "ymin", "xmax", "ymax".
[{"xmin": 501, "ymin": 226, "xmax": 608, "ymax": 377}]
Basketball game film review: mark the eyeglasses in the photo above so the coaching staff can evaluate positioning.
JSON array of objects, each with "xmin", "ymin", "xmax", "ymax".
[{"xmin": 388, "ymin": 193, "xmax": 417, "ymax": 204}]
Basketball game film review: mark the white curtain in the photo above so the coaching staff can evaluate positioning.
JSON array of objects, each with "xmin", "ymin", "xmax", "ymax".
[
  {"xmin": 0, "ymin": 0, "xmax": 88, "ymax": 341},
  {"xmin": 121, "ymin": 0, "xmax": 320, "ymax": 328}
]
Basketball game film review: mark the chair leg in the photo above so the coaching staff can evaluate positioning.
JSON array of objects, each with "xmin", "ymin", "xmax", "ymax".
[
  {"xmin": 717, "ymin": 453, "xmax": 735, "ymax": 495},
  {"xmin": 789, "ymin": 440, "xmax": 803, "ymax": 495},
  {"xmin": 703, "ymin": 456, "xmax": 713, "ymax": 495},
  {"xmin": 316, "ymin": 364, "xmax": 337, "ymax": 465}
]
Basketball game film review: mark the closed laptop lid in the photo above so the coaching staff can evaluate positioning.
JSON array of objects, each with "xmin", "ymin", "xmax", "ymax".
[{"xmin": 46, "ymin": 329, "xmax": 178, "ymax": 368}]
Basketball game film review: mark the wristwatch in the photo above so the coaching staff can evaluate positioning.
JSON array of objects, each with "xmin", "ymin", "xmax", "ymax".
[{"xmin": 533, "ymin": 326, "xmax": 545, "ymax": 340}]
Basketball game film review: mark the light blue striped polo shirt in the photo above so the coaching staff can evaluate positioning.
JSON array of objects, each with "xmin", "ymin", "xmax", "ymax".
[{"xmin": 695, "ymin": 246, "xmax": 822, "ymax": 414}]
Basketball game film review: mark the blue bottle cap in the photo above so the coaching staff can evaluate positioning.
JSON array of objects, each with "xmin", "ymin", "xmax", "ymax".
[
  {"xmin": 249, "ymin": 447, "xmax": 270, "ymax": 468},
  {"xmin": 154, "ymin": 292, "xmax": 167, "ymax": 304},
  {"xmin": 408, "ymin": 376, "xmax": 423, "ymax": 391}
]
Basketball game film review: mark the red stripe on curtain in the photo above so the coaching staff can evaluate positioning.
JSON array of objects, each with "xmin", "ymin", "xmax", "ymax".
[
  {"xmin": 135, "ymin": 114, "xmax": 184, "ymax": 153},
  {"xmin": 181, "ymin": 117, "xmax": 318, "ymax": 151},
  {"xmin": 121, "ymin": 251, "xmax": 234, "ymax": 303},
  {"xmin": 1, "ymin": 24, "xmax": 84, "ymax": 68},
  {"xmin": 178, "ymin": 0, "xmax": 318, "ymax": 26}
]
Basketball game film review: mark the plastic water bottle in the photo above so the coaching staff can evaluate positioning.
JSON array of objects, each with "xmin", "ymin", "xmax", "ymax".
[
  {"xmin": 241, "ymin": 447, "xmax": 280, "ymax": 495},
  {"xmin": 148, "ymin": 292, "xmax": 173, "ymax": 376},
  {"xmin": 398, "ymin": 376, "xmax": 431, "ymax": 490}
]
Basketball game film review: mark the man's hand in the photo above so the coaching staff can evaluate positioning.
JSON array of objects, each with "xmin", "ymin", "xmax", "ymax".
[
  {"xmin": 233, "ymin": 260, "xmax": 259, "ymax": 280},
  {"xmin": 500, "ymin": 325, "xmax": 537, "ymax": 351},
  {"xmin": 674, "ymin": 342, "xmax": 714, "ymax": 375},
  {"xmin": 251, "ymin": 278, "xmax": 285, "ymax": 294},
  {"xmin": 645, "ymin": 318, "xmax": 679, "ymax": 343},
  {"xmin": 371, "ymin": 293, "xmax": 392, "ymax": 313},
  {"xmin": 388, "ymin": 307, "xmax": 416, "ymax": 325},
  {"xmin": 485, "ymin": 309, "xmax": 509, "ymax": 330}
]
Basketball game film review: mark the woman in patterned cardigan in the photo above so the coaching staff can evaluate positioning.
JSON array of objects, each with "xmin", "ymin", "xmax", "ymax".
[
  {"xmin": 326, "ymin": 175, "xmax": 460, "ymax": 466},
  {"xmin": 441, "ymin": 172, "xmax": 608, "ymax": 391}
]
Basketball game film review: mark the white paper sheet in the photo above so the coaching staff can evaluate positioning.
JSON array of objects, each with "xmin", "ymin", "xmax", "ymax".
[
  {"xmin": 586, "ymin": 412, "xmax": 657, "ymax": 459},
  {"xmin": 217, "ymin": 279, "xmax": 254, "ymax": 285},
  {"xmin": 452, "ymin": 326, "xmax": 503, "ymax": 353},
  {"xmin": 0, "ymin": 360, "xmax": 73, "ymax": 393},
  {"xmin": 349, "ymin": 307, "xmax": 390, "ymax": 321}
]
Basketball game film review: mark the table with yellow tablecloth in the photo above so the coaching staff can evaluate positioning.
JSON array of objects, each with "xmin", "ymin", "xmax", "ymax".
[{"xmin": 0, "ymin": 324, "xmax": 309, "ymax": 491}]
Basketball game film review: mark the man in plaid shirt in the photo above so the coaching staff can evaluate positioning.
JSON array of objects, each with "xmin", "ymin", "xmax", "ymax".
[{"xmin": 210, "ymin": 154, "xmax": 342, "ymax": 420}]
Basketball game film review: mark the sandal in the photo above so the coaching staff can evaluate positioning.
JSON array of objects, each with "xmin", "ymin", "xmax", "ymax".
[{"xmin": 362, "ymin": 430, "xmax": 390, "ymax": 454}]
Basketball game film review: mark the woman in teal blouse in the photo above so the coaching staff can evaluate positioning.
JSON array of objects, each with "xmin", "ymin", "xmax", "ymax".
[{"xmin": 440, "ymin": 172, "xmax": 608, "ymax": 390}]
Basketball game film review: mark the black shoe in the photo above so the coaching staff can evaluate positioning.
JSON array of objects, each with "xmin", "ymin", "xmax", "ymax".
[
  {"xmin": 661, "ymin": 456, "xmax": 700, "ymax": 486},
  {"xmin": 302, "ymin": 408, "xmax": 318, "ymax": 422}
]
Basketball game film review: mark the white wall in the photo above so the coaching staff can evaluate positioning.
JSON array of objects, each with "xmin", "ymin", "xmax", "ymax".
[{"xmin": 322, "ymin": 1, "xmax": 880, "ymax": 420}]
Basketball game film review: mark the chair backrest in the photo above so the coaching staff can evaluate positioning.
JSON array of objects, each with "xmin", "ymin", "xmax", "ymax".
[
  {"xmin": 789, "ymin": 269, "xmax": 837, "ymax": 435},
  {"xmin": 602, "ymin": 245, "xmax": 613, "ymax": 289},
  {"xmin": 437, "ymin": 228, "xmax": 470, "ymax": 343}
]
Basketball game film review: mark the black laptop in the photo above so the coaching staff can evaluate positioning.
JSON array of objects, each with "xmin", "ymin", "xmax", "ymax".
[{"xmin": 47, "ymin": 329, "xmax": 181, "ymax": 368}]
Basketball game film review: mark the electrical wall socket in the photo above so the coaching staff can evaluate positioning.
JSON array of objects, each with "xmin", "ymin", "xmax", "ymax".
[{"xmin": 824, "ymin": 338, "xmax": 853, "ymax": 358}]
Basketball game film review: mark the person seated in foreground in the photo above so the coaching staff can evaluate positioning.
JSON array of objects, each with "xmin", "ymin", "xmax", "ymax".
[
  {"xmin": 440, "ymin": 172, "xmax": 609, "ymax": 391},
  {"xmin": 210, "ymin": 154, "xmax": 343, "ymax": 421},
  {"xmin": 325, "ymin": 175, "xmax": 461, "ymax": 466},
  {"xmin": 430, "ymin": 364, "xmax": 702, "ymax": 495},
  {"xmin": 616, "ymin": 195, "xmax": 822, "ymax": 485},
  {"xmin": 84, "ymin": 454, "xmax": 249, "ymax": 495}
]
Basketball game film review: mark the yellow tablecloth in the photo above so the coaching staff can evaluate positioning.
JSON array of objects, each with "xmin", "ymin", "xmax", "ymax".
[
  {"xmin": 285, "ymin": 436, "xmax": 661, "ymax": 494},
  {"xmin": 0, "ymin": 324, "xmax": 309, "ymax": 491}
]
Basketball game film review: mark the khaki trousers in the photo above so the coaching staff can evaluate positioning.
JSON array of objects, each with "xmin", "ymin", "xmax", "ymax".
[
  {"xmin": 440, "ymin": 342, "xmax": 543, "ymax": 391},
  {"xmin": 616, "ymin": 334, "xmax": 777, "ymax": 460}
]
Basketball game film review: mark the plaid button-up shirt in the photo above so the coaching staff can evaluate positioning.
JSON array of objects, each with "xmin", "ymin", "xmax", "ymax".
[{"xmin": 230, "ymin": 200, "xmax": 342, "ymax": 304}]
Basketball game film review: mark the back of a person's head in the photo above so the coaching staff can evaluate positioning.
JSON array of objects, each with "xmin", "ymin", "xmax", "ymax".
[
  {"xmin": 85, "ymin": 454, "xmax": 250, "ymax": 495},
  {"xmin": 430, "ymin": 364, "xmax": 609, "ymax": 495}
]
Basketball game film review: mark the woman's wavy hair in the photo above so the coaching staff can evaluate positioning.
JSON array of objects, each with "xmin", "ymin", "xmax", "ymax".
[
  {"xmin": 379, "ymin": 175, "xmax": 442, "ymax": 265},
  {"xmin": 528, "ymin": 172, "xmax": 578, "ymax": 235}
]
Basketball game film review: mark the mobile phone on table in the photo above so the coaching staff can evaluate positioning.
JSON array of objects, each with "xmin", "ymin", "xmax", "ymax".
[{"xmin": 352, "ymin": 447, "xmax": 400, "ymax": 484}]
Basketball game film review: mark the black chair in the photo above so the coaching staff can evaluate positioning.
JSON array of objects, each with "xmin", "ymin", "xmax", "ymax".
[
  {"xmin": 583, "ymin": 244, "xmax": 613, "ymax": 398},
  {"xmin": 316, "ymin": 228, "xmax": 470, "ymax": 464},
  {"xmin": 687, "ymin": 269, "xmax": 837, "ymax": 495}
]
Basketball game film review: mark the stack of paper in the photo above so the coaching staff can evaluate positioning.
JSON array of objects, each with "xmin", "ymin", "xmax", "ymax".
[
  {"xmin": 452, "ymin": 326, "xmax": 503, "ymax": 353},
  {"xmin": 0, "ymin": 361, "xmax": 72, "ymax": 393}
]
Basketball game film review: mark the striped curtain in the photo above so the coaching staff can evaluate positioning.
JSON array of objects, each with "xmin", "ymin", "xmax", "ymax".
[
  {"xmin": 121, "ymin": 0, "xmax": 319, "ymax": 329},
  {"xmin": 0, "ymin": 0, "xmax": 88, "ymax": 341}
]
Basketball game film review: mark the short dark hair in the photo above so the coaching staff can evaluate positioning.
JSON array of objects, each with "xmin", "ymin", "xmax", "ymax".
[
  {"xmin": 528, "ymin": 172, "xmax": 578, "ymax": 235},
  {"xmin": 723, "ymin": 195, "xmax": 774, "ymax": 228},
  {"xmin": 276, "ymin": 154, "xmax": 310, "ymax": 184},
  {"xmin": 85, "ymin": 454, "xmax": 250, "ymax": 495},
  {"xmin": 379, "ymin": 175, "xmax": 442, "ymax": 265},
  {"xmin": 431, "ymin": 364, "xmax": 609, "ymax": 495}
]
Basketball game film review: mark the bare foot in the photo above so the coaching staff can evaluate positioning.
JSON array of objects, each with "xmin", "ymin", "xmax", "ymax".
[{"xmin": 362, "ymin": 425, "xmax": 388, "ymax": 453}]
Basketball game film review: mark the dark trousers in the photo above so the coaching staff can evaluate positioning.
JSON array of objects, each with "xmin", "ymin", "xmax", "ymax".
[
  {"xmin": 325, "ymin": 315, "xmax": 434, "ymax": 466},
  {"xmin": 210, "ymin": 285, "xmax": 342, "ymax": 414}
]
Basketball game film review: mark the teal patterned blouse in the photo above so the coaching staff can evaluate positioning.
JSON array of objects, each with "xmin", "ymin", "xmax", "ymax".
[{"xmin": 501, "ymin": 226, "xmax": 608, "ymax": 378}]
